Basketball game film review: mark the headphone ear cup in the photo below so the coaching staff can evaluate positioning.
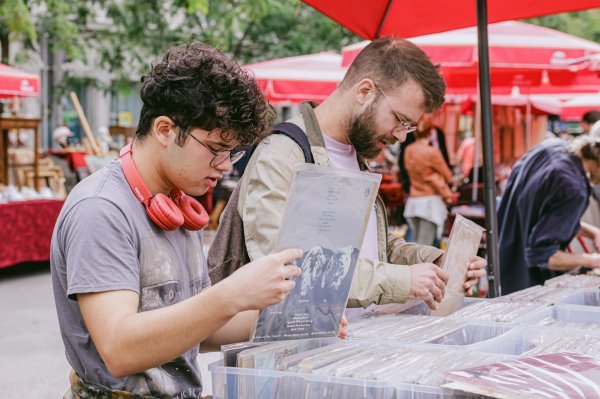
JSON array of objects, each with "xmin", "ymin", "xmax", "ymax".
[
  {"xmin": 147, "ymin": 193, "xmax": 185, "ymax": 230},
  {"xmin": 178, "ymin": 195, "xmax": 209, "ymax": 230}
]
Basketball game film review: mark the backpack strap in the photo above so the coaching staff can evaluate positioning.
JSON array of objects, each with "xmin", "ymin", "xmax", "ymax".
[
  {"xmin": 272, "ymin": 122, "xmax": 314, "ymax": 164},
  {"xmin": 299, "ymin": 101, "xmax": 326, "ymax": 150}
]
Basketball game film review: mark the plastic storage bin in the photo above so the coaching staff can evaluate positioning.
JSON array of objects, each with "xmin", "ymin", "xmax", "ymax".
[
  {"xmin": 209, "ymin": 360, "xmax": 456, "ymax": 399},
  {"xmin": 346, "ymin": 297, "xmax": 484, "ymax": 321},
  {"xmin": 345, "ymin": 300, "xmax": 430, "ymax": 320},
  {"xmin": 519, "ymin": 303, "xmax": 600, "ymax": 329},
  {"xmin": 425, "ymin": 322, "xmax": 513, "ymax": 347},
  {"xmin": 448, "ymin": 299, "xmax": 549, "ymax": 323},
  {"xmin": 468, "ymin": 325, "xmax": 586, "ymax": 356},
  {"xmin": 559, "ymin": 289, "xmax": 600, "ymax": 307}
]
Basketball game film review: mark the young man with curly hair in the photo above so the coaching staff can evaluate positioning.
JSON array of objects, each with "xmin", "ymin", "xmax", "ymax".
[{"xmin": 51, "ymin": 41, "xmax": 303, "ymax": 398}]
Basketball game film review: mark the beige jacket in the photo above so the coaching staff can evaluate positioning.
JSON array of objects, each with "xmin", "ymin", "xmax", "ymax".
[{"xmin": 238, "ymin": 107, "xmax": 444, "ymax": 308}]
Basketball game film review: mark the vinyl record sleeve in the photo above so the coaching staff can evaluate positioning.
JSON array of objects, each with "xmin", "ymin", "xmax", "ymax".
[
  {"xmin": 444, "ymin": 352, "xmax": 600, "ymax": 399},
  {"xmin": 430, "ymin": 214, "xmax": 484, "ymax": 316},
  {"xmin": 252, "ymin": 164, "xmax": 381, "ymax": 342}
]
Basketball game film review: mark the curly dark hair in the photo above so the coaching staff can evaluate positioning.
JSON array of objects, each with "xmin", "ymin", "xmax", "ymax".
[{"xmin": 136, "ymin": 41, "xmax": 274, "ymax": 146}]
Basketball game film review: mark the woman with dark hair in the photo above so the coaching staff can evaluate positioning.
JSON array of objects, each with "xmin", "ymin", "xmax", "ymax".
[{"xmin": 403, "ymin": 117, "xmax": 455, "ymax": 246}]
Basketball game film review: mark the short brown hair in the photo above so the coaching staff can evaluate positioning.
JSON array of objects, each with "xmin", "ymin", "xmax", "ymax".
[{"xmin": 340, "ymin": 37, "xmax": 446, "ymax": 112}]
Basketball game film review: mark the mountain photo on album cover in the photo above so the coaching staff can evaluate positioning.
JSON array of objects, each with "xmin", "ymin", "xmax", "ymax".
[{"xmin": 252, "ymin": 164, "xmax": 381, "ymax": 342}]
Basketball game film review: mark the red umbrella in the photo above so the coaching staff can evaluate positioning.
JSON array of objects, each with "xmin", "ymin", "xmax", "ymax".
[
  {"xmin": 245, "ymin": 52, "xmax": 345, "ymax": 104},
  {"xmin": 341, "ymin": 21, "xmax": 600, "ymax": 95},
  {"xmin": 303, "ymin": 0, "xmax": 600, "ymax": 39},
  {"xmin": 0, "ymin": 63, "xmax": 40, "ymax": 98}
]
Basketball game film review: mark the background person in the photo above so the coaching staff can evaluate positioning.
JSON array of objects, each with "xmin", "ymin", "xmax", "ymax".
[
  {"xmin": 498, "ymin": 136, "xmax": 600, "ymax": 294},
  {"xmin": 403, "ymin": 120, "xmax": 456, "ymax": 246},
  {"xmin": 582, "ymin": 110, "xmax": 600, "ymax": 134}
]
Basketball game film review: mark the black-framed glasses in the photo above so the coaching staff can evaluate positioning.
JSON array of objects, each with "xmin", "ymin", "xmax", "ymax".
[
  {"xmin": 186, "ymin": 130, "xmax": 246, "ymax": 167},
  {"xmin": 377, "ymin": 87, "xmax": 417, "ymax": 135}
]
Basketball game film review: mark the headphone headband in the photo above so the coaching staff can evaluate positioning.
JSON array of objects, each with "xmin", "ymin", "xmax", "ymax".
[{"xmin": 120, "ymin": 143, "xmax": 153, "ymax": 206}]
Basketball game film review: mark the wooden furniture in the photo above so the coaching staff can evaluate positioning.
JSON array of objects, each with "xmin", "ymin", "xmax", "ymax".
[{"xmin": 0, "ymin": 117, "xmax": 41, "ymax": 190}]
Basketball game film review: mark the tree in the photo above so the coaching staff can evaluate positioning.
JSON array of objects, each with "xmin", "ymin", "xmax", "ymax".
[
  {"xmin": 0, "ymin": 0, "xmax": 36, "ymax": 63},
  {"xmin": 526, "ymin": 9, "xmax": 600, "ymax": 44},
  {"xmin": 0, "ymin": 0, "xmax": 358, "ymax": 91}
]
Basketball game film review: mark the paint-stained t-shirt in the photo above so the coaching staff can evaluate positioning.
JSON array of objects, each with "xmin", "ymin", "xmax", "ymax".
[{"xmin": 51, "ymin": 160, "xmax": 210, "ymax": 398}]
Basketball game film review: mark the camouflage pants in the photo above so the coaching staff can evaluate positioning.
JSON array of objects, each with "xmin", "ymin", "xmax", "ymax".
[
  {"xmin": 63, "ymin": 370, "xmax": 211, "ymax": 399},
  {"xmin": 63, "ymin": 370, "xmax": 158, "ymax": 399}
]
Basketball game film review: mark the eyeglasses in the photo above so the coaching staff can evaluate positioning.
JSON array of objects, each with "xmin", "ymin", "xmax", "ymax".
[
  {"xmin": 186, "ymin": 129, "xmax": 246, "ymax": 167},
  {"xmin": 377, "ymin": 87, "xmax": 417, "ymax": 135}
]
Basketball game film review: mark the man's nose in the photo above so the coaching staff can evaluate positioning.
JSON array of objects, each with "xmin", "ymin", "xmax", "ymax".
[
  {"xmin": 215, "ymin": 157, "xmax": 233, "ymax": 173},
  {"xmin": 392, "ymin": 130, "xmax": 407, "ymax": 143}
]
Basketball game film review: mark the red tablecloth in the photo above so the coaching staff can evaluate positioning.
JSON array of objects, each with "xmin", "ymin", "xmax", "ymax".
[{"xmin": 0, "ymin": 200, "xmax": 64, "ymax": 268}]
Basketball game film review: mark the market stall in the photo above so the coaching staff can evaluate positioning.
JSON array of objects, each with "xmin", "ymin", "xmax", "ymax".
[
  {"xmin": 0, "ymin": 63, "xmax": 66, "ymax": 268},
  {"xmin": 244, "ymin": 52, "xmax": 346, "ymax": 104}
]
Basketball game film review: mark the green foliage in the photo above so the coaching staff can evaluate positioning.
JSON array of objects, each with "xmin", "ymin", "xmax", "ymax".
[
  {"xmin": 228, "ymin": 2, "xmax": 359, "ymax": 63},
  {"xmin": 0, "ymin": 0, "xmax": 358, "ymax": 90},
  {"xmin": 41, "ymin": 0, "xmax": 84, "ymax": 59},
  {"xmin": 186, "ymin": 0, "xmax": 208, "ymax": 14},
  {"xmin": 526, "ymin": 9, "xmax": 600, "ymax": 43},
  {"xmin": 0, "ymin": 0, "xmax": 36, "ymax": 62},
  {"xmin": 0, "ymin": 0, "xmax": 36, "ymax": 41}
]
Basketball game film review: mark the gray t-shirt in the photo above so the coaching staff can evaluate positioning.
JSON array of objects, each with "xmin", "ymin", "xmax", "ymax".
[{"xmin": 51, "ymin": 160, "xmax": 210, "ymax": 398}]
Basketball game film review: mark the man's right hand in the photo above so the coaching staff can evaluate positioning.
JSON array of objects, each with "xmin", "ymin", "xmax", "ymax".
[
  {"xmin": 225, "ymin": 248, "xmax": 302, "ymax": 312},
  {"xmin": 408, "ymin": 263, "xmax": 449, "ymax": 310}
]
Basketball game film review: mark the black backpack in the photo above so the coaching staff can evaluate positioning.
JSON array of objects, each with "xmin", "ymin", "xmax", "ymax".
[{"xmin": 207, "ymin": 122, "xmax": 314, "ymax": 283}]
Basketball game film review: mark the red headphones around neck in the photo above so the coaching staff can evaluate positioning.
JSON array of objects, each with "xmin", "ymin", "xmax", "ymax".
[{"xmin": 119, "ymin": 143, "xmax": 209, "ymax": 231}]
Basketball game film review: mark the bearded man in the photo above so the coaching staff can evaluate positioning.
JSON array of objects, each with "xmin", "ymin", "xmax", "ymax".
[{"xmin": 209, "ymin": 38, "xmax": 487, "ymax": 310}]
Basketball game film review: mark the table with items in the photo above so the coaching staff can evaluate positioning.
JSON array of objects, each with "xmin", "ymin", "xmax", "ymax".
[
  {"xmin": 0, "ymin": 198, "xmax": 64, "ymax": 268},
  {"xmin": 211, "ymin": 273, "xmax": 600, "ymax": 399}
]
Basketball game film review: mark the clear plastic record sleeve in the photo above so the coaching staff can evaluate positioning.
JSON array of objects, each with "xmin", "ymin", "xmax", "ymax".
[
  {"xmin": 251, "ymin": 163, "xmax": 381, "ymax": 342},
  {"xmin": 430, "ymin": 214, "xmax": 484, "ymax": 316}
]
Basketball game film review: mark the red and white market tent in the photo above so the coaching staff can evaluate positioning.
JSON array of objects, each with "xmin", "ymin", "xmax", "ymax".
[
  {"xmin": 0, "ymin": 63, "xmax": 40, "ymax": 98},
  {"xmin": 560, "ymin": 93, "xmax": 600, "ymax": 120},
  {"xmin": 245, "ymin": 52, "xmax": 345, "ymax": 104},
  {"xmin": 341, "ymin": 21, "xmax": 600, "ymax": 95}
]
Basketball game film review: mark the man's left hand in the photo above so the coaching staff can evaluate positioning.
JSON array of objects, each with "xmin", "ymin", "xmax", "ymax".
[{"xmin": 464, "ymin": 256, "xmax": 486, "ymax": 296}]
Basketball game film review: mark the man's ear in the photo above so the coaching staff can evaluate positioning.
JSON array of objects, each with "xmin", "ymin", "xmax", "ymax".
[
  {"xmin": 152, "ymin": 116, "xmax": 175, "ymax": 147},
  {"xmin": 354, "ymin": 78, "xmax": 377, "ymax": 106}
]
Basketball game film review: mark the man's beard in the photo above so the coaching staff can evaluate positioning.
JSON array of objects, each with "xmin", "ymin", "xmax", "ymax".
[{"xmin": 347, "ymin": 102, "xmax": 383, "ymax": 159}]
